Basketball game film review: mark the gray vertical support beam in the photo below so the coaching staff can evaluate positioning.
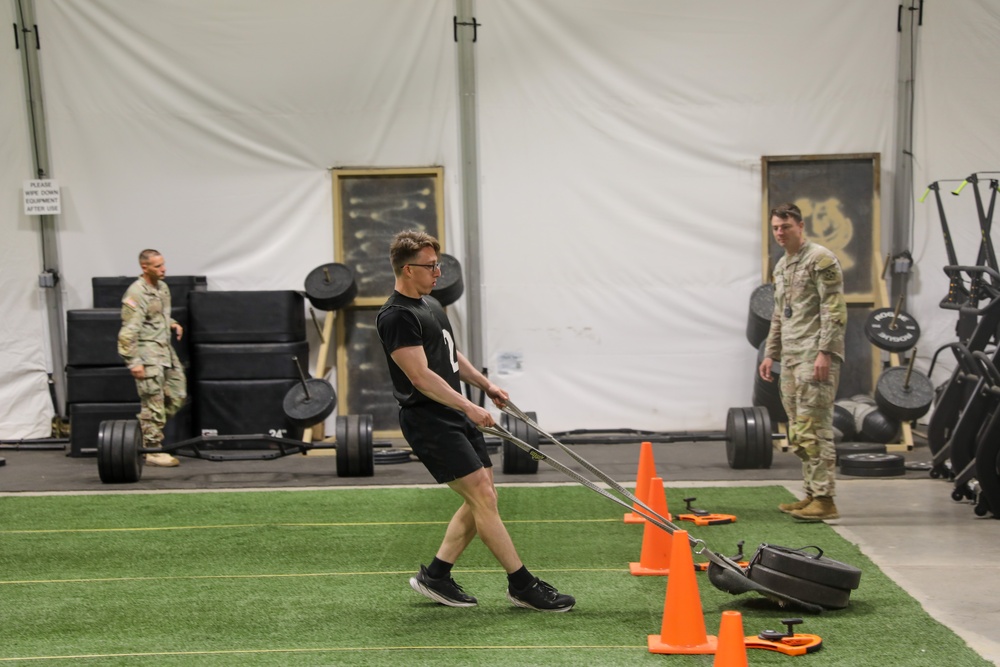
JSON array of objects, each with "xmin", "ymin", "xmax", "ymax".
[
  {"xmin": 15, "ymin": 0, "xmax": 67, "ymax": 418},
  {"xmin": 454, "ymin": 0, "xmax": 485, "ymax": 371},
  {"xmin": 891, "ymin": 2, "xmax": 921, "ymax": 307}
]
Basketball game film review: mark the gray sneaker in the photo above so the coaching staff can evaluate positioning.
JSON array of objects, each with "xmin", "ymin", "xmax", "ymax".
[
  {"xmin": 507, "ymin": 578, "xmax": 575, "ymax": 612},
  {"xmin": 409, "ymin": 565, "xmax": 478, "ymax": 607}
]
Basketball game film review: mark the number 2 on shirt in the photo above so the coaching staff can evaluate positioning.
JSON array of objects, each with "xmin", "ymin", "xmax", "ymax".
[{"xmin": 443, "ymin": 330, "xmax": 460, "ymax": 373}]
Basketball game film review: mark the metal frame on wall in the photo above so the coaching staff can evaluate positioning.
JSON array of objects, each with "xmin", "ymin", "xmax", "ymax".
[
  {"xmin": 761, "ymin": 153, "xmax": 882, "ymax": 397},
  {"xmin": 331, "ymin": 167, "xmax": 446, "ymax": 435}
]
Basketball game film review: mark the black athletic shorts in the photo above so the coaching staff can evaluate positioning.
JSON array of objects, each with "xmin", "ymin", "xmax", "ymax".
[{"xmin": 399, "ymin": 402, "xmax": 492, "ymax": 484}]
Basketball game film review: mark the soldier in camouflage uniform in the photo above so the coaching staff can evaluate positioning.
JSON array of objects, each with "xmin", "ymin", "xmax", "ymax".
[
  {"xmin": 759, "ymin": 203, "xmax": 847, "ymax": 521},
  {"xmin": 117, "ymin": 249, "xmax": 187, "ymax": 467}
]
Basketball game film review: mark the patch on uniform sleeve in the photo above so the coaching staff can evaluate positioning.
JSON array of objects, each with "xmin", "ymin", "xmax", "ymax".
[
  {"xmin": 816, "ymin": 255, "xmax": 842, "ymax": 286},
  {"xmin": 123, "ymin": 298, "xmax": 138, "ymax": 310}
]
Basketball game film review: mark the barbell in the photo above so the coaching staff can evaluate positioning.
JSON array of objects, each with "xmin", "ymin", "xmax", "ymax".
[
  {"xmin": 96, "ymin": 412, "xmax": 376, "ymax": 484},
  {"xmin": 494, "ymin": 406, "xmax": 784, "ymax": 474}
]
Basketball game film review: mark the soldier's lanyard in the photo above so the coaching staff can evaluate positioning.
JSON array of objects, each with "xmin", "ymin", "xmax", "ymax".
[{"xmin": 783, "ymin": 260, "xmax": 796, "ymax": 319}]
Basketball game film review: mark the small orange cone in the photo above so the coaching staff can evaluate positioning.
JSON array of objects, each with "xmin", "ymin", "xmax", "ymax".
[
  {"xmin": 625, "ymin": 441, "xmax": 660, "ymax": 523},
  {"xmin": 629, "ymin": 477, "xmax": 672, "ymax": 576},
  {"xmin": 712, "ymin": 611, "xmax": 749, "ymax": 667},
  {"xmin": 647, "ymin": 529, "xmax": 718, "ymax": 655}
]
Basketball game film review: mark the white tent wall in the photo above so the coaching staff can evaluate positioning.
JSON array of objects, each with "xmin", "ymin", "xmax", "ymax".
[
  {"xmin": 3, "ymin": 1, "xmax": 997, "ymax": 437},
  {"xmin": 1, "ymin": 0, "xmax": 55, "ymax": 439},
  {"xmin": 37, "ymin": 0, "xmax": 460, "ymax": 299},
  {"xmin": 476, "ymin": 1, "xmax": 898, "ymax": 429},
  {"xmin": 909, "ymin": 0, "xmax": 1000, "ymax": 390}
]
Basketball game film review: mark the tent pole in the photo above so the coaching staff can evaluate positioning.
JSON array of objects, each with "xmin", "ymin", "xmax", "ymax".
[
  {"xmin": 15, "ymin": 0, "xmax": 67, "ymax": 419},
  {"xmin": 890, "ymin": 2, "xmax": 922, "ymax": 311},
  {"xmin": 454, "ymin": 0, "xmax": 485, "ymax": 372}
]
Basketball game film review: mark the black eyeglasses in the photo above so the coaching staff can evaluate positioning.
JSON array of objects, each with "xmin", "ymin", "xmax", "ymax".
[{"xmin": 407, "ymin": 263, "xmax": 441, "ymax": 272}]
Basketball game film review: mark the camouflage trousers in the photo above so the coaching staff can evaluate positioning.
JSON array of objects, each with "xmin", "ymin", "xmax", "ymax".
[
  {"xmin": 134, "ymin": 363, "xmax": 187, "ymax": 448},
  {"xmin": 779, "ymin": 358, "xmax": 841, "ymax": 499}
]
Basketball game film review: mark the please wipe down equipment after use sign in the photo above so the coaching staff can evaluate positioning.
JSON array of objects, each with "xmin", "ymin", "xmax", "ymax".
[{"xmin": 23, "ymin": 180, "xmax": 61, "ymax": 215}]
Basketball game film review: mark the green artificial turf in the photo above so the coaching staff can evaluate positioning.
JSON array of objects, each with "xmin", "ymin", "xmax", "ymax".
[{"xmin": 0, "ymin": 485, "xmax": 990, "ymax": 666}]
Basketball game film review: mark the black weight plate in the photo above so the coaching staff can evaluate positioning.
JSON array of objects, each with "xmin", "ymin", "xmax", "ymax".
[
  {"xmin": 112, "ymin": 419, "xmax": 129, "ymax": 483},
  {"xmin": 500, "ymin": 411, "xmax": 539, "ymax": 474},
  {"xmin": 97, "ymin": 419, "xmax": 116, "ymax": 483},
  {"xmin": 748, "ymin": 564, "xmax": 852, "ymax": 609},
  {"xmin": 430, "ymin": 254, "xmax": 464, "ymax": 307},
  {"xmin": 835, "ymin": 442, "xmax": 886, "ymax": 464},
  {"xmin": 840, "ymin": 452, "xmax": 905, "ymax": 469},
  {"xmin": 304, "ymin": 263, "xmax": 357, "ymax": 311},
  {"xmin": 751, "ymin": 406, "xmax": 774, "ymax": 469},
  {"xmin": 746, "ymin": 284, "xmax": 774, "ymax": 348},
  {"xmin": 755, "ymin": 544, "xmax": 862, "ymax": 590},
  {"xmin": 336, "ymin": 414, "xmax": 375, "ymax": 477},
  {"xmin": 875, "ymin": 367, "xmax": 935, "ymax": 421},
  {"xmin": 283, "ymin": 379, "xmax": 337, "ymax": 428},
  {"xmin": 839, "ymin": 464, "xmax": 907, "ymax": 477},
  {"xmin": 725, "ymin": 407, "xmax": 739, "ymax": 468},
  {"xmin": 736, "ymin": 407, "xmax": 757, "ymax": 470},
  {"xmin": 373, "ymin": 448, "xmax": 412, "ymax": 465},
  {"xmin": 864, "ymin": 307, "xmax": 920, "ymax": 352},
  {"xmin": 121, "ymin": 420, "xmax": 143, "ymax": 483}
]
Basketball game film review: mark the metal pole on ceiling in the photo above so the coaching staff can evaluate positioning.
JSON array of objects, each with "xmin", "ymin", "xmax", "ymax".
[
  {"xmin": 14, "ymin": 0, "xmax": 68, "ymax": 420},
  {"xmin": 890, "ymin": 1, "xmax": 922, "ymax": 309},
  {"xmin": 454, "ymin": 0, "xmax": 485, "ymax": 372}
]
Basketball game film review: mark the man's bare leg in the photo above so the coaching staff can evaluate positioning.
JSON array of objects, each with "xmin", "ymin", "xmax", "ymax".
[{"xmin": 446, "ymin": 467, "xmax": 522, "ymax": 572}]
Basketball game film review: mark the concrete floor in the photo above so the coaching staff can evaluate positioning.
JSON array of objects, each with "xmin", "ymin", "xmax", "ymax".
[{"xmin": 1, "ymin": 438, "xmax": 997, "ymax": 665}]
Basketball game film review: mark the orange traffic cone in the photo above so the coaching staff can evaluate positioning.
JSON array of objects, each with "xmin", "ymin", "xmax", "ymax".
[
  {"xmin": 712, "ymin": 611, "xmax": 749, "ymax": 667},
  {"xmin": 629, "ymin": 477, "xmax": 672, "ymax": 576},
  {"xmin": 647, "ymin": 529, "xmax": 718, "ymax": 655},
  {"xmin": 625, "ymin": 441, "xmax": 660, "ymax": 524}
]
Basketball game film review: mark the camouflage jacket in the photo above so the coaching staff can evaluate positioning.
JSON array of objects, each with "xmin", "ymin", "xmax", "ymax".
[
  {"xmin": 117, "ymin": 277, "xmax": 176, "ymax": 370},
  {"xmin": 764, "ymin": 240, "xmax": 847, "ymax": 367}
]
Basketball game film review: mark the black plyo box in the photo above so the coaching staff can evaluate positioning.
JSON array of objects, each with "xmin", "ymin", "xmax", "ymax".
[
  {"xmin": 66, "ymin": 308, "xmax": 190, "ymax": 367},
  {"xmin": 189, "ymin": 291, "xmax": 306, "ymax": 344},
  {"xmin": 92, "ymin": 275, "xmax": 208, "ymax": 308},
  {"xmin": 192, "ymin": 341, "xmax": 310, "ymax": 381},
  {"xmin": 194, "ymin": 378, "xmax": 303, "ymax": 443},
  {"xmin": 66, "ymin": 365, "xmax": 137, "ymax": 404}
]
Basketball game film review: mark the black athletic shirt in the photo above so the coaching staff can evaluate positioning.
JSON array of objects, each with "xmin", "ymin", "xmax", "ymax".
[{"xmin": 376, "ymin": 292, "xmax": 461, "ymax": 408}]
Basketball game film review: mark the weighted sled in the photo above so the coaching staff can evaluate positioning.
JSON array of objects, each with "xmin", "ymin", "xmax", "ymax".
[
  {"xmin": 754, "ymin": 544, "xmax": 862, "ymax": 590},
  {"xmin": 748, "ymin": 564, "xmax": 852, "ymax": 610}
]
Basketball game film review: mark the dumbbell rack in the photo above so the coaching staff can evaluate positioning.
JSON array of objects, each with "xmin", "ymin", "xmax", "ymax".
[{"xmin": 874, "ymin": 253, "xmax": 914, "ymax": 452}]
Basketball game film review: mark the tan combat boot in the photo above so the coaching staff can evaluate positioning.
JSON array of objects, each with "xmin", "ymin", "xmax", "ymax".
[
  {"xmin": 778, "ymin": 496, "xmax": 812, "ymax": 514},
  {"xmin": 790, "ymin": 496, "xmax": 839, "ymax": 521},
  {"xmin": 145, "ymin": 453, "xmax": 180, "ymax": 467}
]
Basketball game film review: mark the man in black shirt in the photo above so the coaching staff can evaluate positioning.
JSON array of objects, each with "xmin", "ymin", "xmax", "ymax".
[{"xmin": 376, "ymin": 230, "xmax": 574, "ymax": 612}]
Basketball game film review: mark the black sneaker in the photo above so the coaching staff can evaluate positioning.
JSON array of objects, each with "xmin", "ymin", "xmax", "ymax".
[
  {"xmin": 409, "ymin": 565, "xmax": 478, "ymax": 607},
  {"xmin": 507, "ymin": 577, "xmax": 575, "ymax": 612}
]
